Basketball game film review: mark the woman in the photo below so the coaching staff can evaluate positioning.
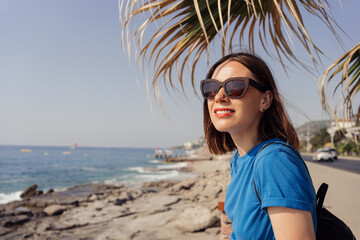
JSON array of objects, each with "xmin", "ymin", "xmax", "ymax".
[{"xmin": 201, "ymin": 52, "xmax": 317, "ymax": 239}]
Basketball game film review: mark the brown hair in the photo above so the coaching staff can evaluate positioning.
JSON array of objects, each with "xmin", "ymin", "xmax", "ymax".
[{"xmin": 203, "ymin": 52, "xmax": 299, "ymax": 154}]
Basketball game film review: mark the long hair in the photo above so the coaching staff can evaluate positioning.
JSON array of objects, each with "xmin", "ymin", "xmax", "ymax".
[{"xmin": 203, "ymin": 52, "xmax": 299, "ymax": 154}]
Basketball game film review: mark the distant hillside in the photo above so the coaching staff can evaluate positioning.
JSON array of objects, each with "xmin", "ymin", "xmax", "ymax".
[{"xmin": 296, "ymin": 120, "xmax": 331, "ymax": 139}]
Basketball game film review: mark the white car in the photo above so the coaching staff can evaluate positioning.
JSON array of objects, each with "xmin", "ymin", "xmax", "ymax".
[{"xmin": 312, "ymin": 148, "xmax": 336, "ymax": 162}]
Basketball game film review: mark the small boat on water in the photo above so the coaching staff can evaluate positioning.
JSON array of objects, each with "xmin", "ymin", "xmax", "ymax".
[
  {"xmin": 20, "ymin": 149, "xmax": 32, "ymax": 153},
  {"xmin": 70, "ymin": 142, "xmax": 78, "ymax": 150},
  {"xmin": 62, "ymin": 152, "xmax": 71, "ymax": 155}
]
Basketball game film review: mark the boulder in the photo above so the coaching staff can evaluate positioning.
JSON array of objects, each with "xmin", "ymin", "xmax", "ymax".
[
  {"xmin": 44, "ymin": 205, "xmax": 68, "ymax": 216},
  {"xmin": 1, "ymin": 215, "xmax": 30, "ymax": 227},
  {"xmin": 199, "ymin": 184, "xmax": 222, "ymax": 201},
  {"xmin": 20, "ymin": 184, "xmax": 43, "ymax": 198},
  {"xmin": 171, "ymin": 178, "xmax": 196, "ymax": 192},
  {"xmin": 173, "ymin": 205, "xmax": 217, "ymax": 232},
  {"xmin": 47, "ymin": 189, "xmax": 55, "ymax": 194},
  {"xmin": 114, "ymin": 191, "xmax": 134, "ymax": 206},
  {"xmin": 89, "ymin": 194, "xmax": 99, "ymax": 202},
  {"xmin": 142, "ymin": 180, "xmax": 180, "ymax": 189},
  {"xmin": 14, "ymin": 207, "xmax": 33, "ymax": 217}
]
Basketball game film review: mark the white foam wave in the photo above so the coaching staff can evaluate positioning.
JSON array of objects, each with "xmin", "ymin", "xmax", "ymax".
[
  {"xmin": 82, "ymin": 167, "xmax": 108, "ymax": 172},
  {"xmin": 135, "ymin": 170, "xmax": 180, "ymax": 182},
  {"xmin": 129, "ymin": 162, "xmax": 188, "ymax": 173},
  {"xmin": 127, "ymin": 167, "xmax": 147, "ymax": 173},
  {"xmin": 127, "ymin": 167, "xmax": 160, "ymax": 173},
  {"xmin": 53, "ymin": 186, "xmax": 70, "ymax": 192},
  {"xmin": 1, "ymin": 179, "xmax": 26, "ymax": 184},
  {"xmin": 156, "ymin": 162, "xmax": 188, "ymax": 170},
  {"xmin": 0, "ymin": 191, "xmax": 22, "ymax": 205},
  {"xmin": 149, "ymin": 160, "xmax": 162, "ymax": 164},
  {"xmin": 104, "ymin": 178, "xmax": 118, "ymax": 185}
]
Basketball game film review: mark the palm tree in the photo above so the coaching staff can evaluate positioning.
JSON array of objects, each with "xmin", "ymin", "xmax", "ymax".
[
  {"xmin": 319, "ymin": 43, "xmax": 360, "ymax": 124},
  {"xmin": 119, "ymin": 0, "xmax": 358, "ymax": 123}
]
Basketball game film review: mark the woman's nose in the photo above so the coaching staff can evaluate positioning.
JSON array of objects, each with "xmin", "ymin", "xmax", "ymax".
[{"xmin": 214, "ymin": 87, "xmax": 229, "ymax": 102}]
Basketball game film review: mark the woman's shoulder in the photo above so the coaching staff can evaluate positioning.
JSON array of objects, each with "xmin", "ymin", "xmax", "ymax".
[
  {"xmin": 254, "ymin": 139, "xmax": 301, "ymax": 167},
  {"xmin": 258, "ymin": 138, "xmax": 297, "ymax": 155}
]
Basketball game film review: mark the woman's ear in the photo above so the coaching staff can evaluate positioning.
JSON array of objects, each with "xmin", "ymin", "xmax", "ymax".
[{"xmin": 260, "ymin": 90, "xmax": 273, "ymax": 112}]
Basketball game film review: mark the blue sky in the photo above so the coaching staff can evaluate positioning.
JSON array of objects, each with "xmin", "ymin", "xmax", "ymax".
[{"xmin": 0, "ymin": 1, "xmax": 359, "ymax": 148}]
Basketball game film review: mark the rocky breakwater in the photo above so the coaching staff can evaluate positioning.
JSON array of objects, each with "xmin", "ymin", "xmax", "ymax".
[{"xmin": 0, "ymin": 161, "xmax": 230, "ymax": 240}]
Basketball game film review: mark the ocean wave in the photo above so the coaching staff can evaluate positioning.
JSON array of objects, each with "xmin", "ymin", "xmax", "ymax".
[
  {"xmin": 103, "ymin": 179, "xmax": 124, "ymax": 187},
  {"xmin": 127, "ymin": 167, "xmax": 147, "ymax": 173},
  {"xmin": 133, "ymin": 170, "xmax": 197, "ymax": 183},
  {"xmin": 156, "ymin": 162, "xmax": 188, "ymax": 170},
  {"xmin": 127, "ymin": 167, "xmax": 161, "ymax": 173},
  {"xmin": 0, "ymin": 178, "xmax": 26, "ymax": 184},
  {"xmin": 81, "ymin": 167, "xmax": 108, "ymax": 172},
  {"xmin": 0, "ymin": 191, "xmax": 22, "ymax": 205},
  {"xmin": 128, "ymin": 162, "xmax": 188, "ymax": 173},
  {"xmin": 134, "ymin": 170, "xmax": 180, "ymax": 182},
  {"xmin": 148, "ymin": 160, "xmax": 162, "ymax": 164}
]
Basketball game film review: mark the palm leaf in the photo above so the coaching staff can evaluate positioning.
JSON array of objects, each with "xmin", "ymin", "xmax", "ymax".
[
  {"xmin": 120, "ymin": 0, "xmax": 340, "ymax": 98},
  {"xmin": 319, "ymin": 43, "xmax": 360, "ymax": 125}
]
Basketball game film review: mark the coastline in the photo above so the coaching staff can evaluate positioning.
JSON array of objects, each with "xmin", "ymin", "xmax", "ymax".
[
  {"xmin": 0, "ymin": 146, "xmax": 198, "ymax": 205},
  {"xmin": 2, "ymin": 152, "xmax": 359, "ymax": 238},
  {"xmin": 0, "ymin": 157, "xmax": 231, "ymax": 240}
]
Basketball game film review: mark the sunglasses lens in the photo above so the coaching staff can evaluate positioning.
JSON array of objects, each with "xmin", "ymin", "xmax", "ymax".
[
  {"xmin": 202, "ymin": 81, "xmax": 219, "ymax": 99},
  {"xmin": 225, "ymin": 80, "xmax": 246, "ymax": 98}
]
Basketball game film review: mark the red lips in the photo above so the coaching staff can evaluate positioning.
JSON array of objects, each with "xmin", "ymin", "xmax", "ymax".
[{"xmin": 214, "ymin": 108, "xmax": 235, "ymax": 117}]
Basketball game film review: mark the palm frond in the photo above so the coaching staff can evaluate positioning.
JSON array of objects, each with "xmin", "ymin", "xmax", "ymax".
[
  {"xmin": 319, "ymin": 43, "xmax": 360, "ymax": 124},
  {"xmin": 120, "ymin": 0, "xmax": 340, "ymax": 98}
]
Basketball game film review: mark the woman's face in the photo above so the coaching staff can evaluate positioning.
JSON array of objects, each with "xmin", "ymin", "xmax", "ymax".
[{"xmin": 208, "ymin": 60, "xmax": 265, "ymax": 137}]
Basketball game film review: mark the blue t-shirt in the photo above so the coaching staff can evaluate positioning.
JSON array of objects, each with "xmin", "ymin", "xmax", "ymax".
[{"xmin": 224, "ymin": 139, "xmax": 317, "ymax": 240}]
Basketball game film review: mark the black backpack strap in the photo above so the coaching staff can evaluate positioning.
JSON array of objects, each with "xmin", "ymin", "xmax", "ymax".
[
  {"xmin": 253, "ymin": 142, "xmax": 278, "ymax": 204},
  {"xmin": 253, "ymin": 141, "xmax": 305, "ymax": 204},
  {"xmin": 253, "ymin": 179, "xmax": 262, "ymax": 204},
  {"xmin": 316, "ymin": 183, "xmax": 328, "ymax": 214}
]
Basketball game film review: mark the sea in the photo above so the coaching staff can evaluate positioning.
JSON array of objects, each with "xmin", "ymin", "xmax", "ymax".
[{"xmin": 0, "ymin": 145, "xmax": 196, "ymax": 205}]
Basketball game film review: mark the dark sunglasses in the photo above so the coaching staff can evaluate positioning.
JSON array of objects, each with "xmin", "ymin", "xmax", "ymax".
[{"xmin": 200, "ymin": 77, "xmax": 267, "ymax": 99}]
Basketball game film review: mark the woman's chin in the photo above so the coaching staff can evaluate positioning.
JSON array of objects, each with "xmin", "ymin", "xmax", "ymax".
[{"xmin": 213, "ymin": 124, "xmax": 233, "ymax": 133}]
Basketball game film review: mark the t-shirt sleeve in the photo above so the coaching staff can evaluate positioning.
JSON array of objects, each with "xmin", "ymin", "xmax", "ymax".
[{"xmin": 254, "ymin": 146, "xmax": 315, "ymax": 212}]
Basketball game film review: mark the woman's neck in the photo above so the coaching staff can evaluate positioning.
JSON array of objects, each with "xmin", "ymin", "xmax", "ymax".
[{"xmin": 231, "ymin": 132, "xmax": 260, "ymax": 157}]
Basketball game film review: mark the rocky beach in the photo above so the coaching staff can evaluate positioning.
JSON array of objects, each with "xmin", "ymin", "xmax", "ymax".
[
  {"xmin": 0, "ymin": 157, "xmax": 231, "ymax": 240},
  {"xmin": 2, "ymin": 152, "xmax": 359, "ymax": 239}
]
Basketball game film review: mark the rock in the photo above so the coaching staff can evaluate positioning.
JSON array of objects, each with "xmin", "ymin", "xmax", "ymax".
[
  {"xmin": 142, "ymin": 180, "xmax": 180, "ymax": 189},
  {"xmin": 1, "ymin": 215, "xmax": 30, "ymax": 227},
  {"xmin": 47, "ymin": 189, "xmax": 54, "ymax": 194},
  {"xmin": 44, "ymin": 205, "xmax": 68, "ymax": 216},
  {"xmin": 0, "ymin": 226, "xmax": 11, "ymax": 236},
  {"xmin": 20, "ymin": 184, "xmax": 43, "ymax": 198},
  {"xmin": 115, "ymin": 198, "xmax": 127, "ymax": 206},
  {"xmin": 205, "ymin": 227, "xmax": 221, "ymax": 236},
  {"xmin": 20, "ymin": 184, "xmax": 37, "ymax": 198},
  {"xmin": 89, "ymin": 194, "xmax": 98, "ymax": 202},
  {"xmin": 0, "ymin": 162, "xmax": 229, "ymax": 240},
  {"xmin": 114, "ymin": 191, "xmax": 134, "ymax": 206},
  {"xmin": 199, "ymin": 184, "xmax": 222, "ymax": 202},
  {"xmin": 172, "ymin": 178, "xmax": 196, "ymax": 192},
  {"xmin": 174, "ymin": 205, "xmax": 217, "ymax": 232},
  {"xmin": 106, "ymin": 195, "xmax": 118, "ymax": 203},
  {"xmin": 0, "ymin": 209, "xmax": 14, "ymax": 218},
  {"xmin": 149, "ymin": 207, "xmax": 171, "ymax": 215},
  {"xmin": 133, "ymin": 195, "xmax": 181, "ymax": 213},
  {"xmin": 14, "ymin": 207, "xmax": 33, "ymax": 217},
  {"xmin": 45, "ymin": 222, "xmax": 89, "ymax": 231}
]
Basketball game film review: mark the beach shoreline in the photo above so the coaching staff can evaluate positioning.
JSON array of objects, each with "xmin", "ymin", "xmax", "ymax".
[
  {"xmin": 1, "ymin": 153, "xmax": 359, "ymax": 239},
  {"xmin": 0, "ymin": 157, "xmax": 230, "ymax": 240}
]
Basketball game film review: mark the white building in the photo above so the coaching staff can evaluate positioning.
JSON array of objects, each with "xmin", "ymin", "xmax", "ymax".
[{"xmin": 327, "ymin": 119, "xmax": 360, "ymax": 147}]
